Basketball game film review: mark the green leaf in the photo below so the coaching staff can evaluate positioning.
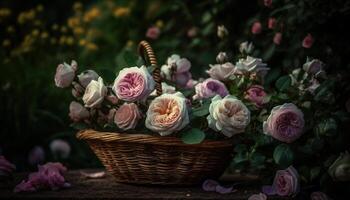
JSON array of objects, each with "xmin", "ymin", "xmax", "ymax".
[
  {"xmin": 250, "ymin": 152, "xmax": 266, "ymax": 169},
  {"xmin": 273, "ymin": 144, "xmax": 294, "ymax": 167},
  {"xmin": 192, "ymin": 100, "xmax": 210, "ymax": 117},
  {"xmin": 234, "ymin": 144, "xmax": 247, "ymax": 153},
  {"xmin": 310, "ymin": 167, "xmax": 321, "ymax": 181},
  {"xmin": 70, "ymin": 122, "xmax": 89, "ymax": 130},
  {"xmin": 315, "ymin": 118, "xmax": 337, "ymax": 137},
  {"xmin": 181, "ymin": 128, "xmax": 205, "ymax": 144},
  {"xmin": 275, "ymin": 75, "xmax": 291, "ymax": 91}
]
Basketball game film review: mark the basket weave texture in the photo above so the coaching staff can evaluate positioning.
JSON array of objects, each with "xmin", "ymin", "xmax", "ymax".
[
  {"xmin": 77, "ymin": 129, "xmax": 233, "ymax": 185},
  {"xmin": 76, "ymin": 40, "xmax": 234, "ymax": 185}
]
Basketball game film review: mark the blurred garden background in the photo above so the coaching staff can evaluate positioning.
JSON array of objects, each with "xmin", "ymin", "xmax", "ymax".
[{"xmin": 1, "ymin": 0, "xmax": 350, "ymax": 173}]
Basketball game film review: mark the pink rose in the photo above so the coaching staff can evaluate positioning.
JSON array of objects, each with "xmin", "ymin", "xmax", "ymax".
[
  {"xmin": 14, "ymin": 162, "xmax": 70, "ymax": 193},
  {"xmin": 262, "ymin": 166, "xmax": 299, "ymax": 197},
  {"xmin": 193, "ymin": 78, "xmax": 229, "ymax": 101},
  {"xmin": 206, "ymin": 62, "xmax": 236, "ymax": 81},
  {"xmin": 28, "ymin": 146, "xmax": 45, "ymax": 166},
  {"xmin": 145, "ymin": 92, "xmax": 189, "ymax": 136},
  {"xmin": 0, "ymin": 156, "xmax": 16, "ymax": 177},
  {"xmin": 251, "ymin": 21, "xmax": 262, "ymax": 34},
  {"xmin": 273, "ymin": 32, "xmax": 282, "ymax": 45},
  {"xmin": 245, "ymin": 85, "xmax": 267, "ymax": 108},
  {"xmin": 263, "ymin": 103, "xmax": 304, "ymax": 143},
  {"xmin": 302, "ymin": 33, "xmax": 314, "ymax": 48},
  {"xmin": 54, "ymin": 60, "xmax": 77, "ymax": 88},
  {"xmin": 187, "ymin": 27, "xmax": 198, "ymax": 38},
  {"xmin": 106, "ymin": 95, "xmax": 119, "ymax": 105},
  {"xmin": 69, "ymin": 101, "xmax": 90, "ymax": 122},
  {"xmin": 185, "ymin": 79, "xmax": 198, "ymax": 89},
  {"xmin": 146, "ymin": 26, "xmax": 160, "ymax": 40},
  {"xmin": 268, "ymin": 18, "xmax": 276, "ymax": 29},
  {"xmin": 248, "ymin": 193, "xmax": 267, "ymax": 200},
  {"xmin": 113, "ymin": 66, "xmax": 155, "ymax": 102},
  {"xmin": 311, "ymin": 192, "xmax": 330, "ymax": 200},
  {"xmin": 71, "ymin": 81, "xmax": 84, "ymax": 98},
  {"xmin": 264, "ymin": 0, "xmax": 272, "ymax": 7},
  {"xmin": 78, "ymin": 70, "xmax": 99, "ymax": 88},
  {"xmin": 114, "ymin": 103, "xmax": 142, "ymax": 130}
]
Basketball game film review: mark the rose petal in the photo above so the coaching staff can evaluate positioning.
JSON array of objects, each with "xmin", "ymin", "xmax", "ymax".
[
  {"xmin": 215, "ymin": 185, "xmax": 234, "ymax": 194},
  {"xmin": 80, "ymin": 171, "xmax": 106, "ymax": 179},
  {"xmin": 202, "ymin": 179, "xmax": 219, "ymax": 192}
]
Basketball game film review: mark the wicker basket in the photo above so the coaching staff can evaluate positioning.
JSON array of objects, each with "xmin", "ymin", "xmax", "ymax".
[{"xmin": 76, "ymin": 41, "xmax": 234, "ymax": 185}]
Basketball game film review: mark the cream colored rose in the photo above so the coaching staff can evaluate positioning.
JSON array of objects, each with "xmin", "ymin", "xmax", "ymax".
[
  {"xmin": 145, "ymin": 92, "xmax": 189, "ymax": 136},
  {"xmin": 82, "ymin": 77, "xmax": 107, "ymax": 108},
  {"xmin": 207, "ymin": 95, "xmax": 250, "ymax": 137}
]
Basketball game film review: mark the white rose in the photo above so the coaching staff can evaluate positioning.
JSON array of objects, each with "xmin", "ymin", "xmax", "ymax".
[
  {"xmin": 239, "ymin": 41, "xmax": 254, "ymax": 54},
  {"xmin": 54, "ymin": 60, "xmax": 77, "ymax": 88},
  {"xmin": 235, "ymin": 56, "xmax": 269, "ymax": 80},
  {"xmin": 83, "ymin": 77, "xmax": 107, "ymax": 108},
  {"xmin": 145, "ymin": 92, "xmax": 189, "ymax": 136},
  {"xmin": 207, "ymin": 95, "xmax": 250, "ymax": 137}
]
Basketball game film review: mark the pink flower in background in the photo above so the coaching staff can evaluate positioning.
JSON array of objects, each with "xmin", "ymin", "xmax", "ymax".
[
  {"xmin": 262, "ymin": 166, "xmax": 299, "ymax": 197},
  {"xmin": 146, "ymin": 26, "xmax": 160, "ymax": 40},
  {"xmin": 28, "ymin": 146, "xmax": 45, "ymax": 166},
  {"xmin": 187, "ymin": 27, "xmax": 198, "ymax": 38},
  {"xmin": 113, "ymin": 66, "xmax": 155, "ymax": 102},
  {"xmin": 145, "ymin": 92, "xmax": 189, "ymax": 136},
  {"xmin": 302, "ymin": 33, "xmax": 314, "ymax": 48},
  {"xmin": 263, "ymin": 103, "xmax": 304, "ymax": 143},
  {"xmin": 69, "ymin": 101, "xmax": 90, "ymax": 122},
  {"xmin": 268, "ymin": 18, "xmax": 276, "ymax": 29},
  {"xmin": 245, "ymin": 85, "xmax": 267, "ymax": 108},
  {"xmin": 54, "ymin": 60, "xmax": 77, "ymax": 88},
  {"xmin": 273, "ymin": 32, "xmax": 282, "ymax": 45},
  {"xmin": 310, "ymin": 192, "xmax": 330, "ymax": 200},
  {"xmin": 264, "ymin": 0, "xmax": 272, "ymax": 7},
  {"xmin": 248, "ymin": 193, "xmax": 267, "ymax": 200},
  {"xmin": 0, "ymin": 156, "xmax": 16, "ymax": 177},
  {"xmin": 49, "ymin": 139, "xmax": 71, "ymax": 159},
  {"xmin": 251, "ymin": 21, "xmax": 262, "ymax": 34},
  {"xmin": 14, "ymin": 162, "xmax": 70, "ymax": 193},
  {"xmin": 114, "ymin": 103, "xmax": 142, "ymax": 130},
  {"xmin": 206, "ymin": 62, "xmax": 236, "ymax": 81},
  {"xmin": 193, "ymin": 78, "xmax": 229, "ymax": 100}
]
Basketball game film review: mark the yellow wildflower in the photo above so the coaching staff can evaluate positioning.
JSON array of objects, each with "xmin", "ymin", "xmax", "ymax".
[
  {"xmin": 83, "ymin": 7, "xmax": 101, "ymax": 22},
  {"xmin": 60, "ymin": 26, "xmax": 68, "ymax": 33},
  {"xmin": 73, "ymin": 2, "xmax": 83, "ymax": 11},
  {"xmin": 0, "ymin": 8, "xmax": 11, "ymax": 17},
  {"xmin": 36, "ymin": 4, "xmax": 44, "ymax": 12},
  {"xmin": 59, "ymin": 36, "xmax": 67, "ymax": 45},
  {"xmin": 79, "ymin": 39, "xmax": 87, "ymax": 46},
  {"xmin": 41, "ymin": 32, "xmax": 49, "ymax": 39},
  {"xmin": 32, "ymin": 29, "xmax": 40, "ymax": 37},
  {"xmin": 17, "ymin": 9, "xmax": 35, "ymax": 24},
  {"xmin": 86, "ymin": 42, "xmax": 98, "ymax": 51},
  {"xmin": 113, "ymin": 7, "xmax": 130, "ymax": 17},
  {"xmin": 6, "ymin": 26, "xmax": 15, "ymax": 33},
  {"xmin": 126, "ymin": 40, "xmax": 133, "ymax": 48},
  {"xmin": 68, "ymin": 17, "xmax": 80, "ymax": 28},
  {"xmin": 156, "ymin": 20, "xmax": 164, "ymax": 29},
  {"xmin": 2, "ymin": 39, "xmax": 11, "ymax": 47},
  {"xmin": 73, "ymin": 27, "xmax": 84, "ymax": 35},
  {"xmin": 66, "ymin": 36, "xmax": 74, "ymax": 45}
]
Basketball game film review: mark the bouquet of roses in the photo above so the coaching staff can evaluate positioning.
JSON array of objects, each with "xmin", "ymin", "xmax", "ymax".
[{"xmin": 54, "ymin": 41, "xmax": 349, "ymax": 197}]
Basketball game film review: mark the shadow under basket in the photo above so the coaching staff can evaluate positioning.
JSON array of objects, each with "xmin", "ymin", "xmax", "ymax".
[{"xmin": 77, "ymin": 129, "xmax": 233, "ymax": 185}]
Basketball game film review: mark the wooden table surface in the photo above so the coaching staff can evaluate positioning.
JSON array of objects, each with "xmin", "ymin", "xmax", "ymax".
[{"xmin": 0, "ymin": 169, "xmax": 285, "ymax": 199}]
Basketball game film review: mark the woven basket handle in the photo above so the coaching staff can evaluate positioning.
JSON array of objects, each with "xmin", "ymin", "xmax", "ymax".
[{"xmin": 138, "ymin": 40, "xmax": 162, "ymax": 96}]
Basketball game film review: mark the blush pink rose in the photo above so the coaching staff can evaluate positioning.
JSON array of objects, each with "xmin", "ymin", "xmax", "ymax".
[
  {"xmin": 69, "ymin": 101, "xmax": 90, "ymax": 122},
  {"xmin": 54, "ymin": 60, "xmax": 77, "ymax": 88},
  {"xmin": 193, "ymin": 78, "xmax": 229, "ymax": 101},
  {"xmin": 263, "ymin": 103, "xmax": 304, "ymax": 143},
  {"xmin": 248, "ymin": 193, "xmax": 267, "ymax": 200},
  {"xmin": 264, "ymin": 0, "xmax": 272, "ymax": 7},
  {"xmin": 146, "ymin": 26, "xmax": 160, "ymax": 40},
  {"xmin": 251, "ymin": 21, "xmax": 262, "ymax": 34},
  {"xmin": 161, "ymin": 55, "xmax": 192, "ymax": 88},
  {"xmin": 273, "ymin": 32, "xmax": 282, "ymax": 45},
  {"xmin": 113, "ymin": 66, "xmax": 155, "ymax": 102},
  {"xmin": 302, "ymin": 33, "xmax": 314, "ymax": 48},
  {"xmin": 268, "ymin": 18, "xmax": 276, "ymax": 29},
  {"xmin": 114, "ymin": 103, "xmax": 142, "ymax": 130},
  {"xmin": 145, "ymin": 92, "xmax": 189, "ymax": 136},
  {"xmin": 263, "ymin": 166, "xmax": 299, "ymax": 197},
  {"xmin": 245, "ymin": 85, "xmax": 267, "ymax": 108},
  {"xmin": 206, "ymin": 62, "xmax": 236, "ymax": 81},
  {"xmin": 77, "ymin": 70, "xmax": 99, "ymax": 88}
]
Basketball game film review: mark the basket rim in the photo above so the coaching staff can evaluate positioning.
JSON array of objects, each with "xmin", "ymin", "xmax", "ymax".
[{"xmin": 76, "ymin": 129, "xmax": 233, "ymax": 148}]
